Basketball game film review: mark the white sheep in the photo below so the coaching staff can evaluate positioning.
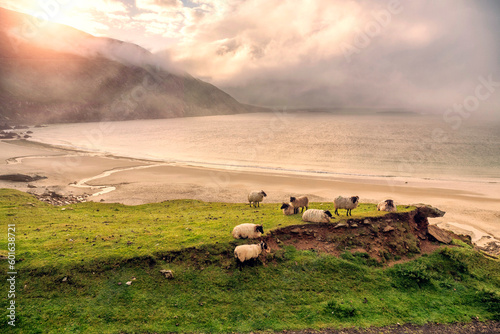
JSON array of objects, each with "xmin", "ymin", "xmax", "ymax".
[
  {"xmin": 232, "ymin": 223, "xmax": 264, "ymax": 239},
  {"xmin": 234, "ymin": 241, "xmax": 270, "ymax": 270},
  {"xmin": 290, "ymin": 196, "xmax": 309, "ymax": 213},
  {"xmin": 377, "ymin": 199, "xmax": 397, "ymax": 212},
  {"xmin": 334, "ymin": 196, "xmax": 359, "ymax": 216},
  {"xmin": 280, "ymin": 203, "xmax": 296, "ymax": 215},
  {"xmin": 248, "ymin": 190, "xmax": 267, "ymax": 207},
  {"xmin": 302, "ymin": 209, "xmax": 333, "ymax": 223}
]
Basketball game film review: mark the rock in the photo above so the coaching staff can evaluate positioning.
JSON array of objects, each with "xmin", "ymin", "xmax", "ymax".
[
  {"xmin": 334, "ymin": 222, "xmax": 348, "ymax": 228},
  {"xmin": 383, "ymin": 226, "xmax": 395, "ymax": 232},
  {"xmin": 290, "ymin": 228, "xmax": 302, "ymax": 234},
  {"xmin": 362, "ymin": 219, "xmax": 371, "ymax": 225},
  {"xmin": 27, "ymin": 184, "xmax": 37, "ymax": 188},
  {"xmin": 0, "ymin": 132, "xmax": 18, "ymax": 139},
  {"xmin": 62, "ymin": 277, "xmax": 67, "ymax": 282},
  {"xmin": 0, "ymin": 173, "xmax": 46, "ymax": 182},
  {"xmin": 415, "ymin": 204, "xmax": 446, "ymax": 218},
  {"xmin": 350, "ymin": 223, "xmax": 358, "ymax": 228},
  {"xmin": 160, "ymin": 269, "xmax": 174, "ymax": 279},
  {"xmin": 126, "ymin": 281, "xmax": 132, "ymax": 286},
  {"xmin": 427, "ymin": 225, "xmax": 453, "ymax": 244}
]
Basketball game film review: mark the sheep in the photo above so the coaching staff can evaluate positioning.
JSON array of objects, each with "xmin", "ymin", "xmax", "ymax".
[
  {"xmin": 334, "ymin": 196, "xmax": 359, "ymax": 216},
  {"xmin": 280, "ymin": 202, "xmax": 296, "ymax": 215},
  {"xmin": 248, "ymin": 190, "xmax": 267, "ymax": 207},
  {"xmin": 290, "ymin": 196, "xmax": 309, "ymax": 213},
  {"xmin": 302, "ymin": 209, "xmax": 333, "ymax": 223},
  {"xmin": 232, "ymin": 223, "xmax": 264, "ymax": 239},
  {"xmin": 377, "ymin": 199, "xmax": 397, "ymax": 212},
  {"xmin": 234, "ymin": 241, "xmax": 270, "ymax": 270}
]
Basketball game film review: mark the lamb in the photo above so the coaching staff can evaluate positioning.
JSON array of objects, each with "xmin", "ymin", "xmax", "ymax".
[
  {"xmin": 377, "ymin": 199, "xmax": 397, "ymax": 212},
  {"xmin": 248, "ymin": 190, "xmax": 267, "ymax": 207},
  {"xmin": 302, "ymin": 209, "xmax": 333, "ymax": 223},
  {"xmin": 334, "ymin": 196, "xmax": 359, "ymax": 216},
  {"xmin": 232, "ymin": 223, "xmax": 264, "ymax": 239},
  {"xmin": 290, "ymin": 196, "xmax": 309, "ymax": 213},
  {"xmin": 280, "ymin": 202, "xmax": 296, "ymax": 215},
  {"xmin": 234, "ymin": 241, "xmax": 271, "ymax": 270}
]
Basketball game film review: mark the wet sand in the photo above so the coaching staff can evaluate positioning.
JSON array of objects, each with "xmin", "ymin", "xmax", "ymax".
[{"xmin": 1, "ymin": 140, "xmax": 499, "ymax": 250}]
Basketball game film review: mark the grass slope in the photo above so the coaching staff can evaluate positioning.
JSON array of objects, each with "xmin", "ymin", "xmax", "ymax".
[{"xmin": 0, "ymin": 189, "xmax": 499, "ymax": 333}]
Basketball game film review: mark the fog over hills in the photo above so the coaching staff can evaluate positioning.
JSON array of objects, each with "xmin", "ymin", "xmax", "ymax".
[{"xmin": 0, "ymin": 7, "xmax": 259, "ymax": 125}]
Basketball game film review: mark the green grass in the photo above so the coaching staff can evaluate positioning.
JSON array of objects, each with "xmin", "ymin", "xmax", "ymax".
[{"xmin": 0, "ymin": 189, "xmax": 499, "ymax": 333}]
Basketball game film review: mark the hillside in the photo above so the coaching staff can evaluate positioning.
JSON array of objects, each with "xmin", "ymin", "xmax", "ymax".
[
  {"xmin": 0, "ymin": 8, "xmax": 260, "ymax": 124},
  {"xmin": 0, "ymin": 189, "xmax": 499, "ymax": 333}
]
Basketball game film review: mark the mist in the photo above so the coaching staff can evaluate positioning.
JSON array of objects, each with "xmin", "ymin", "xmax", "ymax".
[{"xmin": 158, "ymin": 0, "xmax": 500, "ymax": 119}]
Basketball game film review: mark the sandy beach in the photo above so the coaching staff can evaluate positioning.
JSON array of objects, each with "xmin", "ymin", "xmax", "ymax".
[{"xmin": 1, "ymin": 139, "xmax": 499, "ymax": 251}]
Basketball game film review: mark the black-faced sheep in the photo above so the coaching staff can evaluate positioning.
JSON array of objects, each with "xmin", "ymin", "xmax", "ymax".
[
  {"xmin": 377, "ymin": 199, "xmax": 397, "ymax": 212},
  {"xmin": 302, "ymin": 209, "xmax": 333, "ymax": 223},
  {"xmin": 280, "ymin": 202, "xmax": 296, "ymax": 215},
  {"xmin": 334, "ymin": 196, "xmax": 359, "ymax": 216},
  {"xmin": 232, "ymin": 223, "xmax": 264, "ymax": 239},
  {"xmin": 248, "ymin": 190, "xmax": 267, "ymax": 207},
  {"xmin": 234, "ymin": 241, "xmax": 270, "ymax": 270},
  {"xmin": 290, "ymin": 196, "xmax": 309, "ymax": 213}
]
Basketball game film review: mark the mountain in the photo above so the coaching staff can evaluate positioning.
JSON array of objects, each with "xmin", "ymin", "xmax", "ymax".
[{"xmin": 0, "ymin": 8, "xmax": 261, "ymax": 124}]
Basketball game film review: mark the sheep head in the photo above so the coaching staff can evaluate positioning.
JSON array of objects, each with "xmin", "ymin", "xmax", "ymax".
[
  {"xmin": 260, "ymin": 241, "xmax": 271, "ymax": 253},
  {"xmin": 280, "ymin": 203, "xmax": 290, "ymax": 209},
  {"xmin": 255, "ymin": 225, "xmax": 264, "ymax": 234}
]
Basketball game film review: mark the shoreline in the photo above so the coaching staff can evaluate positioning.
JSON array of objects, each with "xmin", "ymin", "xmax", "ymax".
[{"xmin": 1, "ymin": 139, "xmax": 499, "ymax": 252}]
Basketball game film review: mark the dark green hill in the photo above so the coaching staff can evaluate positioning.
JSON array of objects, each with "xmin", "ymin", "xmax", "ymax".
[{"xmin": 0, "ymin": 8, "xmax": 263, "ymax": 124}]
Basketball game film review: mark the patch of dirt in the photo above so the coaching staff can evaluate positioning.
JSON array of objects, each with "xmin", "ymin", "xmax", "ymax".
[
  {"xmin": 272, "ymin": 320, "xmax": 500, "ymax": 334},
  {"xmin": 263, "ymin": 208, "xmax": 471, "ymax": 264}
]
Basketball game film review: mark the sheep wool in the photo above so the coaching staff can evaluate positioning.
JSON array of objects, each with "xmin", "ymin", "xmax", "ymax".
[
  {"xmin": 334, "ymin": 196, "xmax": 359, "ymax": 216},
  {"xmin": 377, "ymin": 199, "xmax": 397, "ymax": 212},
  {"xmin": 302, "ymin": 209, "xmax": 332, "ymax": 223},
  {"xmin": 280, "ymin": 203, "xmax": 296, "ymax": 215},
  {"xmin": 234, "ymin": 241, "xmax": 270, "ymax": 270},
  {"xmin": 248, "ymin": 190, "xmax": 267, "ymax": 207},
  {"xmin": 290, "ymin": 196, "xmax": 309, "ymax": 213},
  {"xmin": 232, "ymin": 223, "xmax": 264, "ymax": 239}
]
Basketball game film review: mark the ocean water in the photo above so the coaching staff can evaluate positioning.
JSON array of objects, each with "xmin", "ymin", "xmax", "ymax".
[{"xmin": 29, "ymin": 112, "xmax": 500, "ymax": 182}]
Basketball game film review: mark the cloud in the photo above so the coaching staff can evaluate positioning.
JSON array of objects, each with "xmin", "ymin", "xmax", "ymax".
[
  {"xmin": 135, "ymin": 0, "xmax": 182, "ymax": 12},
  {"xmin": 155, "ymin": 0, "xmax": 500, "ymax": 114}
]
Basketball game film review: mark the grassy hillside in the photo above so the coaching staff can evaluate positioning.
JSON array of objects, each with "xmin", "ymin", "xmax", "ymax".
[{"xmin": 0, "ymin": 189, "xmax": 499, "ymax": 333}]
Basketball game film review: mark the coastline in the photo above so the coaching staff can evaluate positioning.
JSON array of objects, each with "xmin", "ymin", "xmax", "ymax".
[{"xmin": 1, "ymin": 139, "xmax": 499, "ymax": 251}]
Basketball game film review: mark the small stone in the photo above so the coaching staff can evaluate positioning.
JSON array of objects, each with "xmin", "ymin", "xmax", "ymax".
[
  {"xmin": 383, "ymin": 225, "xmax": 395, "ymax": 232},
  {"xmin": 160, "ymin": 269, "xmax": 174, "ymax": 279},
  {"xmin": 126, "ymin": 281, "xmax": 132, "ymax": 286}
]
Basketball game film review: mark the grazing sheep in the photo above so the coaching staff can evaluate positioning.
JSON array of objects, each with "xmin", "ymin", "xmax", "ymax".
[
  {"xmin": 232, "ymin": 223, "xmax": 264, "ymax": 239},
  {"xmin": 290, "ymin": 196, "xmax": 309, "ymax": 213},
  {"xmin": 302, "ymin": 209, "xmax": 333, "ymax": 223},
  {"xmin": 377, "ymin": 199, "xmax": 397, "ymax": 212},
  {"xmin": 334, "ymin": 196, "xmax": 359, "ymax": 216},
  {"xmin": 280, "ymin": 203, "xmax": 296, "ymax": 215},
  {"xmin": 234, "ymin": 241, "xmax": 270, "ymax": 270},
  {"xmin": 248, "ymin": 190, "xmax": 267, "ymax": 207}
]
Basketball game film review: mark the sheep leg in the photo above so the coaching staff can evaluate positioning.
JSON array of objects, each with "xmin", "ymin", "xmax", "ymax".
[
  {"xmin": 236, "ymin": 258, "xmax": 243, "ymax": 271},
  {"xmin": 334, "ymin": 208, "xmax": 339, "ymax": 216}
]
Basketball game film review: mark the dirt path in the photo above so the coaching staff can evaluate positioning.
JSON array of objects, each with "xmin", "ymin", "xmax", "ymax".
[{"xmin": 276, "ymin": 320, "xmax": 500, "ymax": 334}]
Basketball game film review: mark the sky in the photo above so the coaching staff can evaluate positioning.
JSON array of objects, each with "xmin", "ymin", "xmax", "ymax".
[{"xmin": 1, "ymin": 0, "xmax": 500, "ymax": 115}]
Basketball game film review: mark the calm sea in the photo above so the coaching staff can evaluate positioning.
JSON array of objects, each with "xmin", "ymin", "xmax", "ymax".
[{"xmin": 29, "ymin": 112, "xmax": 500, "ymax": 182}]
